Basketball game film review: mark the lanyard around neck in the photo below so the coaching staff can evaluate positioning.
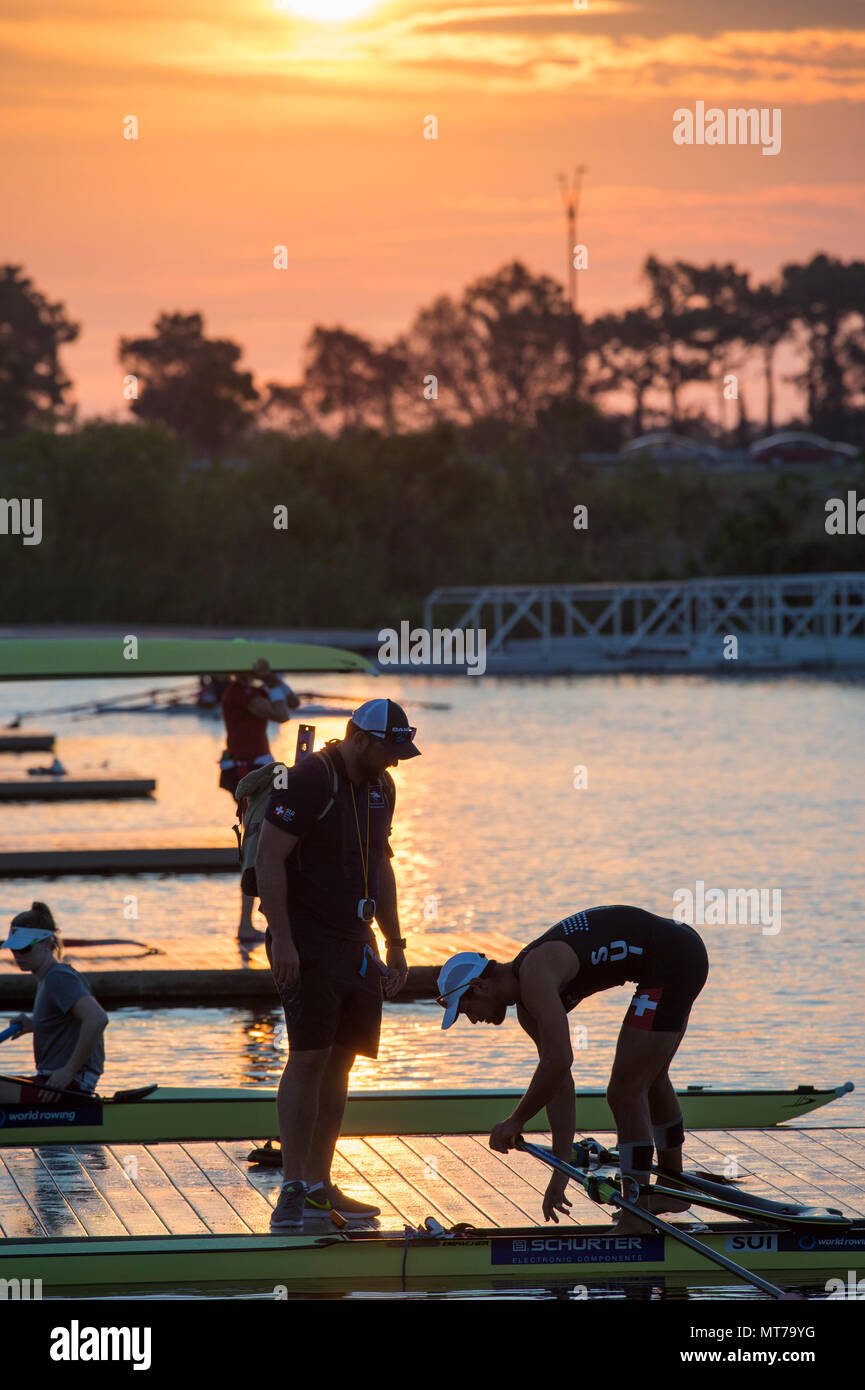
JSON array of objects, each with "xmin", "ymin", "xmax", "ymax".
[{"xmin": 349, "ymin": 782, "xmax": 370, "ymax": 897}]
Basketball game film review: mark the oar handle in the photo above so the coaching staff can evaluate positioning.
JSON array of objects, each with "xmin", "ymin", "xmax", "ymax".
[
  {"xmin": 0, "ymin": 1023, "xmax": 23, "ymax": 1043},
  {"xmin": 0, "ymin": 1070, "xmax": 103, "ymax": 1103}
]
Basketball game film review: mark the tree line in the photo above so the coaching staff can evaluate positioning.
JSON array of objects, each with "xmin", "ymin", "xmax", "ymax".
[
  {"xmin": 2, "ymin": 253, "xmax": 863, "ymax": 626},
  {"xmin": 1, "ymin": 415, "xmax": 862, "ymax": 627},
  {"xmin": 2, "ymin": 252, "xmax": 865, "ymax": 453}
]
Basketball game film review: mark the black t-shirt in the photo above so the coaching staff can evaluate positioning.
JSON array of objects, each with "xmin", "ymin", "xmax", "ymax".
[{"xmin": 263, "ymin": 745, "xmax": 395, "ymax": 939}]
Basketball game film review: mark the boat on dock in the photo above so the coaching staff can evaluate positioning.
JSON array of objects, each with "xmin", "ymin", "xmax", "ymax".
[
  {"xmin": 0, "ymin": 1081, "xmax": 853, "ymax": 1147},
  {"xmin": 2, "ymin": 1219, "xmax": 863, "ymax": 1292},
  {"xmin": 0, "ymin": 1117, "xmax": 861, "ymax": 1294}
]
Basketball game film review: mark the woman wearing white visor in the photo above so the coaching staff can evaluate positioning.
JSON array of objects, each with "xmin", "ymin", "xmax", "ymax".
[{"xmin": 3, "ymin": 902, "xmax": 108, "ymax": 1094}]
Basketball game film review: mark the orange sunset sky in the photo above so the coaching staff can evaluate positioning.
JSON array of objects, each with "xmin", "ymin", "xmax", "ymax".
[{"xmin": 3, "ymin": 0, "xmax": 865, "ymax": 419}]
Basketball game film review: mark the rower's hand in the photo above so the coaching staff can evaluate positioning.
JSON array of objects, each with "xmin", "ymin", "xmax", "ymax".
[
  {"xmin": 489, "ymin": 1116, "xmax": 523, "ymax": 1153},
  {"xmin": 383, "ymin": 944, "xmax": 407, "ymax": 999},
  {"xmin": 542, "ymin": 1171, "xmax": 572, "ymax": 1223},
  {"xmin": 11, "ymin": 1013, "xmax": 33, "ymax": 1034},
  {"xmin": 44, "ymin": 1067, "xmax": 75, "ymax": 1092},
  {"xmin": 270, "ymin": 939, "xmax": 300, "ymax": 991}
]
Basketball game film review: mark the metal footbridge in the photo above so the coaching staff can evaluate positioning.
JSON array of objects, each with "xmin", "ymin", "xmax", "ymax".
[{"xmin": 423, "ymin": 572, "xmax": 865, "ymax": 673}]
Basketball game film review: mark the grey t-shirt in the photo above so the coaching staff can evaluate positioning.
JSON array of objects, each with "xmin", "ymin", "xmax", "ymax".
[{"xmin": 32, "ymin": 963, "xmax": 105, "ymax": 1080}]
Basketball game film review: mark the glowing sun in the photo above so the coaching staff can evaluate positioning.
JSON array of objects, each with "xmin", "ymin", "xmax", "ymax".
[{"xmin": 279, "ymin": 0, "xmax": 377, "ymax": 20}]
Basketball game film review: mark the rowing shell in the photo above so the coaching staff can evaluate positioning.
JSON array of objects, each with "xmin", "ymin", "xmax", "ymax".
[
  {"xmin": 1, "ymin": 1220, "xmax": 863, "ymax": 1291},
  {"xmin": 0, "ymin": 1082, "xmax": 852, "ymax": 1147},
  {"xmin": 0, "ymin": 638, "xmax": 374, "ymax": 681}
]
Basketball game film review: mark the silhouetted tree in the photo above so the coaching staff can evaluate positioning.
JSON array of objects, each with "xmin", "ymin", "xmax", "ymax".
[
  {"xmin": 301, "ymin": 326, "xmax": 411, "ymax": 433},
  {"xmin": 781, "ymin": 254, "xmax": 865, "ymax": 437},
  {"xmin": 406, "ymin": 261, "xmax": 574, "ymax": 426},
  {"xmin": 586, "ymin": 308, "xmax": 658, "ymax": 436},
  {"xmin": 0, "ymin": 266, "xmax": 79, "ymax": 439},
  {"xmin": 258, "ymin": 382, "xmax": 315, "ymax": 436},
  {"xmin": 641, "ymin": 257, "xmax": 722, "ymax": 427},
  {"xmin": 118, "ymin": 312, "xmax": 259, "ymax": 457},
  {"xmin": 742, "ymin": 279, "xmax": 795, "ymax": 434}
]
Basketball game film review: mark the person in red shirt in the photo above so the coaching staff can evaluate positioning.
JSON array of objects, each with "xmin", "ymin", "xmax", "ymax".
[{"xmin": 219, "ymin": 658, "xmax": 299, "ymax": 941}]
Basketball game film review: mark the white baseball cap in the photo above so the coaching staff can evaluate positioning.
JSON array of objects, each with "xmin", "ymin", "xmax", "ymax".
[
  {"xmin": 437, "ymin": 951, "xmax": 488, "ymax": 1029},
  {"xmin": 2, "ymin": 926, "xmax": 54, "ymax": 950},
  {"xmin": 350, "ymin": 699, "xmax": 420, "ymax": 758}
]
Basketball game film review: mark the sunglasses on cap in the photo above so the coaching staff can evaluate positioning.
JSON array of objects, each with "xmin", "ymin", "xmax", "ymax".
[{"xmin": 370, "ymin": 726, "xmax": 416, "ymax": 745}]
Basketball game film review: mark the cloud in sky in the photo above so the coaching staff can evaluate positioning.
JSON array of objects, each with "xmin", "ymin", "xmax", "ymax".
[
  {"xmin": 1, "ymin": 3, "xmax": 864, "ymax": 115},
  {"xmin": 4, "ymin": 0, "xmax": 864, "ymax": 414}
]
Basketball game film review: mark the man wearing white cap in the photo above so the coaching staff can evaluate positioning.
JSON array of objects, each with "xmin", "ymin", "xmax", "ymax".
[
  {"xmin": 256, "ymin": 699, "xmax": 419, "ymax": 1233},
  {"xmin": 437, "ymin": 905, "xmax": 708, "ymax": 1234}
]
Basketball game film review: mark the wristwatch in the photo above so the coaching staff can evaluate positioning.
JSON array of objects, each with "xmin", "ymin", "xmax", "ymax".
[{"xmin": 385, "ymin": 937, "xmax": 407, "ymax": 948}]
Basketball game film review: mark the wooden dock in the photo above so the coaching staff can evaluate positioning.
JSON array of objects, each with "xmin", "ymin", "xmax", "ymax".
[
  {"xmin": 0, "ymin": 847, "xmax": 237, "ymax": 877},
  {"xmin": 0, "ymin": 930, "xmax": 525, "ymax": 1006},
  {"xmin": 0, "ymin": 1127, "xmax": 861, "ymax": 1290},
  {"xmin": 0, "ymin": 773, "xmax": 156, "ymax": 801},
  {"xmin": 0, "ymin": 730, "xmax": 55, "ymax": 753}
]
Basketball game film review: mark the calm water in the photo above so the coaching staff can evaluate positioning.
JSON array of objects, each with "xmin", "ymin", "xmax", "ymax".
[{"xmin": 1, "ymin": 671, "xmax": 862, "ymax": 1122}]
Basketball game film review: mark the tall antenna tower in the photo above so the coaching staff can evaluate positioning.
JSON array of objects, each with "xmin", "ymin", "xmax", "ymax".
[
  {"xmin": 558, "ymin": 165, "xmax": 587, "ymax": 315},
  {"xmin": 558, "ymin": 165, "xmax": 587, "ymax": 389}
]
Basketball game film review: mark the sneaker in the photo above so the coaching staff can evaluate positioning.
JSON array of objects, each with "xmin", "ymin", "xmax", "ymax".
[
  {"xmin": 270, "ymin": 1180, "xmax": 306, "ymax": 1232},
  {"xmin": 305, "ymin": 1183, "xmax": 381, "ymax": 1220},
  {"xmin": 308, "ymin": 1178, "xmax": 383, "ymax": 1223}
]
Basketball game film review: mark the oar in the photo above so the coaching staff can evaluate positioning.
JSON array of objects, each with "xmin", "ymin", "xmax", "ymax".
[
  {"xmin": 62, "ymin": 938, "xmax": 162, "ymax": 957},
  {"xmin": 0, "ymin": 1072, "xmax": 158, "ymax": 1105},
  {"xmin": 0, "ymin": 1023, "xmax": 23, "ymax": 1043},
  {"xmin": 4, "ymin": 684, "xmax": 200, "ymax": 725},
  {"xmin": 295, "ymin": 690, "xmax": 452, "ymax": 711},
  {"xmin": 74, "ymin": 683, "xmax": 205, "ymax": 719},
  {"xmin": 516, "ymin": 1138, "xmax": 801, "ymax": 1300}
]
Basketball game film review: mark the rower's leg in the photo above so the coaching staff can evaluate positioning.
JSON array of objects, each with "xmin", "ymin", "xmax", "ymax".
[
  {"xmin": 606, "ymin": 1025, "xmax": 684, "ymax": 1233},
  {"xmin": 237, "ymin": 890, "xmax": 265, "ymax": 942},
  {"xmin": 276, "ymin": 1045, "xmax": 330, "ymax": 1183},
  {"xmin": 305, "ymin": 1043, "xmax": 354, "ymax": 1189},
  {"xmin": 648, "ymin": 1031, "xmax": 686, "ymax": 1176}
]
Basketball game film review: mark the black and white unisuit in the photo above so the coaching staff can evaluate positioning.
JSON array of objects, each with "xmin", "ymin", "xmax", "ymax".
[{"xmin": 512, "ymin": 905, "xmax": 708, "ymax": 1033}]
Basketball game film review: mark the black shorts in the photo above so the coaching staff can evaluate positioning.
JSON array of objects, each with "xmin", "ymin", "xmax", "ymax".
[
  {"xmin": 624, "ymin": 922, "xmax": 708, "ymax": 1033},
  {"xmin": 265, "ymin": 927, "xmax": 383, "ymax": 1058},
  {"xmin": 219, "ymin": 756, "xmax": 272, "ymax": 799}
]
